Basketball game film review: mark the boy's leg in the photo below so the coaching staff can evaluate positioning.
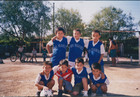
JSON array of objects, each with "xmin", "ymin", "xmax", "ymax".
[
  {"xmin": 36, "ymin": 81, "xmax": 44, "ymax": 97},
  {"xmin": 63, "ymin": 80, "xmax": 72, "ymax": 93},
  {"xmin": 72, "ymin": 83, "xmax": 83, "ymax": 96},
  {"xmin": 82, "ymin": 78, "xmax": 88, "ymax": 91},
  {"xmin": 90, "ymin": 84, "xmax": 97, "ymax": 96},
  {"xmin": 82, "ymin": 78, "xmax": 88, "ymax": 96},
  {"xmin": 47, "ymin": 79, "xmax": 55, "ymax": 89},
  {"xmin": 58, "ymin": 77, "xmax": 63, "ymax": 97},
  {"xmin": 100, "ymin": 84, "xmax": 107, "ymax": 94}
]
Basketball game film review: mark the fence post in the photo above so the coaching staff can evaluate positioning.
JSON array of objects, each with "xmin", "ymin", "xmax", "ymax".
[
  {"xmin": 130, "ymin": 56, "xmax": 132, "ymax": 64},
  {"xmin": 139, "ymin": 32, "xmax": 140, "ymax": 65}
]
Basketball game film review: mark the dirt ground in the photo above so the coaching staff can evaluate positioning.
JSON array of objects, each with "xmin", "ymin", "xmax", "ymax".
[{"xmin": 0, "ymin": 57, "xmax": 140, "ymax": 96}]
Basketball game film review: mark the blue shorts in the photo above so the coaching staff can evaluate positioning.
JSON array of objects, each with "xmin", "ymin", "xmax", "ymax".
[
  {"xmin": 110, "ymin": 49, "xmax": 116, "ymax": 58},
  {"xmin": 59, "ymin": 77, "xmax": 72, "ymax": 91}
]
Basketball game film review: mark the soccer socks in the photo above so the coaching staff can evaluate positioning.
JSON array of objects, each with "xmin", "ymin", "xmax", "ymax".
[
  {"xmin": 83, "ymin": 91, "xmax": 88, "ymax": 96},
  {"xmin": 58, "ymin": 90, "xmax": 63, "ymax": 97},
  {"xmin": 36, "ymin": 90, "xmax": 41, "ymax": 97}
]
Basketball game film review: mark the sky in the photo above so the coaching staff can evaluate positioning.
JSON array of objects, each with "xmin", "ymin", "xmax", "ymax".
[{"xmin": 48, "ymin": 1, "xmax": 140, "ymax": 30}]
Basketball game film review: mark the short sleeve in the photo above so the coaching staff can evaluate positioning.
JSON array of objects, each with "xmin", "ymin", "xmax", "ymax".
[
  {"xmin": 52, "ymin": 66, "xmax": 59, "ymax": 74},
  {"xmin": 86, "ymin": 68, "xmax": 92, "ymax": 74},
  {"xmin": 35, "ymin": 74, "xmax": 41, "ymax": 84},
  {"xmin": 105, "ymin": 78, "xmax": 110, "ymax": 85},
  {"xmin": 101, "ymin": 44, "xmax": 105, "ymax": 54},
  {"xmin": 47, "ymin": 40, "xmax": 53, "ymax": 46},
  {"xmin": 66, "ymin": 36, "xmax": 72, "ymax": 45},
  {"xmin": 84, "ymin": 39, "xmax": 89, "ymax": 48}
]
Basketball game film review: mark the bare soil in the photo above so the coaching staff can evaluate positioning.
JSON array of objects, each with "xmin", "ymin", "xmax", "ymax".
[{"xmin": 0, "ymin": 57, "xmax": 140, "ymax": 96}]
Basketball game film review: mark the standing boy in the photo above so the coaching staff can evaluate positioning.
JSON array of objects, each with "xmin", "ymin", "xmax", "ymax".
[
  {"xmin": 42, "ymin": 48, "xmax": 47, "ymax": 62},
  {"xmin": 108, "ymin": 36, "xmax": 117, "ymax": 66},
  {"xmin": 46, "ymin": 27, "xmax": 67, "ymax": 67},
  {"xmin": 52, "ymin": 28, "xmax": 89, "ymax": 67},
  {"xmin": 67, "ymin": 29, "xmax": 89, "ymax": 67},
  {"xmin": 71, "ymin": 57, "xmax": 91, "ymax": 96},
  {"xmin": 89, "ymin": 63, "xmax": 109, "ymax": 96},
  {"xmin": 55, "ymin": 59, "xmax": 73, "ymax": 97},
  {"xmin": 35, "ymin": 61, "xmax": 59, "ymax": 97},
  {"xmin": 87, "ymin": 30, "xmax": 105, "ymax": 73}
]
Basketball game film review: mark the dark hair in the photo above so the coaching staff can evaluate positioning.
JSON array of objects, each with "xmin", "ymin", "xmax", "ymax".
[
  {"xmin": 59, "ymin": 59, "xmax": 68, "ymax": 67},
  {"xmin": 75, "ymin": 57, "xmax": 84, "ymax": 65},
  {"xmin": 55, "ymin": 27, "xmax": 65, "ymax": 34},
  {"xmin": 43, "ymin": 61, "xmax": 53, "ymax": 68},
  {"xmin": 109, "ymin": 36, "xmax": 113, "ymax": 40},
  {"xmin": 73, "ymin": 28, "xmax": 81, "ymax": 34},
  {"xmin": 92, "ymin": 30, "xmax": 100, "ymax": 35},
  {"xmin": 91, "ymin": 63, "xmax": 101, "ymax": 71}
]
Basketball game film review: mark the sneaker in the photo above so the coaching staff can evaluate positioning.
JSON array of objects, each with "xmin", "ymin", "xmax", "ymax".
[
  {"xmin": 83, "ymin": 91, "xmax": 88, "ymax": 97},
  {"xmin": 91, "ymin": 93, "xmax": 96, "ymax": 96},
  {"xmin": 58, "ymin": 90, "xmax": 63, "ymax": 97},
  {"xmin": 103, "ymin": 94, "xmax": 107, "ymax": 96},
  {"xmin": 83, "ymin": 93, "xmax": 88, "ymax": 97},
  {"xmin": 36, "ymin": 91, "xmax": 41, "ymax": 97}
]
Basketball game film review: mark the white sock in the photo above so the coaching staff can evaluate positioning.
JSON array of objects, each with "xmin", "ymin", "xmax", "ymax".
[{"xmin": 83, "ymin": 91, "xmax": 88, "ymax": 96}]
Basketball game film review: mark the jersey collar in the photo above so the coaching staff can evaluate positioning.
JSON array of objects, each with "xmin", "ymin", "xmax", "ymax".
[
  {"xmin": 56, "ymin": 37, "xmax": 63, "ymax": 42},
  {"xmin": 93, "ymin": 74, "xmax": 101, "ymax": 81},
  {"xmin": 93, "ymin": 40, "xmax": 99, "ymax": 46},
  {"xmin": 76, "ymin": 68, "xmax": 83, "ymax": 74},
  {"xmin": 44, "ymin": 73, "xmax": 50, "ymax": 80},
  {"xmin": 74, "ymin": 38, "xmax": 80, "ymax": 43}
]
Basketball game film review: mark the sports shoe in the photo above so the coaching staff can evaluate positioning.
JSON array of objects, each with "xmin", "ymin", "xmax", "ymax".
[
  {"xmin": 91, "ymin": 93, "xmax": 96, "ymax": 96},
  {"xmin": 83, "ymin": 91, "xmax": 88, "ymax": 97},
  {"xmin": 103, "ymin": 94, "xmax": 107, "ymax": 96},
  {"xmin": 36, "ymin": 91, "xmax": 41, "ymax": 97},
  {"xmin": 58, "ymin": 90, "xmax": 63, "ymax": 97}
]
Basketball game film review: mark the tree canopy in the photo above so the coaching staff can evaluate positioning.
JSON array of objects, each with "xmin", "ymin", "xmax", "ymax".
[
  {"xmin": 55, "ymin": 8, "xmax": 85, "ymax": 36},
  {"xmin": 0, "ymin": 1, "xmax": 51, "ymax": 42},
  {"xmin": 87, "ymin": 6, "xmax": 136, "ymax": 40}
]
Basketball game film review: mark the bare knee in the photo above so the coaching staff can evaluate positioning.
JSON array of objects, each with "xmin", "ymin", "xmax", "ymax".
[
  {"xmin": 72, "ymin": 91, "xmax": 79, "ymax": 96},
  {"xmin": 91, "ymin": 85, "xmax": 97, "ymax": 92},
  {"xmin": 82, "ymin": 77, "xmax": 87, "ymax": 83},
  {"xmin": 101, "ymin": 84, "xmax": 107, "ymax": 93}
]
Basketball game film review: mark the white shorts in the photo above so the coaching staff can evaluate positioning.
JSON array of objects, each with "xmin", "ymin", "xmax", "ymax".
[{"xmin": 68, "ymin": 61, "xmax": 75, "ymax": 67}]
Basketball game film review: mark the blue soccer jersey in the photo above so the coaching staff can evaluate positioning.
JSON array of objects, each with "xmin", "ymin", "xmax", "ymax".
[
  {"xmin": 72, "ymin": 67, "xmax": 88, "ymax": 85},
  {"xmin": 68, "ymin": 37, "xmax": 84, "ymax": 62},
  {"xmin": 89, "ymin": 73, "xmax": 109, "ymax": 85},
  {"xmin": 51, "ymin": 37, "xmax": 67, "ymax": 67},
  {"xmin": 87, "ymin": 41, "xmax": 104, "ymax": 67},
  {"xmin": 35, "ymin": 70, "xmax": 54, "ymax": 86}
]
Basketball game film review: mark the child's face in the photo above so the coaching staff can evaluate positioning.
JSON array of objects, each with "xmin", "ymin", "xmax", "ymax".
[
  {"xmin": 75, "ymin": 62, "xmax": 84, "ymax": 71},
  {"xmin": 43, "ymin": 65, "xmax": 52, "ymax": 75},
  {"xmin": 92, "ymin": 68, "xmax": 101, "ymax": 77},
  {"xmin": 92, "ymin": 32, "xmax": 101, "ymax": 43},
  {"xmin": 56, "ymin": 31, "xmax": 64, "ymax": 40},
  {"xmin": 73, "ymin": 30, "xmax": 81, "ymax": 40},
  {"xmin": 61, "ymin": 65, "xmax": 68, "ymax": 73}
]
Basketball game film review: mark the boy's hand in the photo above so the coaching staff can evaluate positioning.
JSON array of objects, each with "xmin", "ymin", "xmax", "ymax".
[
  {"xmin": 48, "ymin": 53, "xmax": 53, "ymax": 57},
  {"xmin": 101, "ymin": 72, "xmax": 105, "ymax": 79},
  {"xmin": 43, "ymin": 86, "xmax": 48, "ymax": 91},
  {"xmin": 96, "ymin": 83, "xmax": 100, "ymax": 87},
  {"xmin": 51, "ymin": 36, "xmax": 57, "ymax": 41}
]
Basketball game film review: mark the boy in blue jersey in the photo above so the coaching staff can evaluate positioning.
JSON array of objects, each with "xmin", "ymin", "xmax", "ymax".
[
  {"xmin": 89, "ymin": 63, "xmax": 109, "ymax": 96},
  {"xmin": 35, "ymin": 61, "xmax": 59, "ymax": 97},
  {"xmin": 46, "ymin": 27, "xmax": 67, "ymax": 67},
  {"xmin": 52, "ymin": 28, "xmax": 89, "ymax": 67},
  {"xmin": 71, "ymin": 57, "xmax": 91, "ymax": 96},
  {"xmin": 67, "ymin": 29, "xmax": 89, "ymax": 67},
  {"xmin": 87, "ymin": 30, "xmax": 105, "ymax": 73}
]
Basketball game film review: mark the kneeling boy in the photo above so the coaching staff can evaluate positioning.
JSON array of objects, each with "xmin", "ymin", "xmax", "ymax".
[
  {"xmin": 71, "ymin": 57, "xmax": 91, "ymax": 96},
  {"xmin": 55, "ymin": 59, "xmax": 73, "ymax": 97},
  {"xmin": 89, "ymin": 63, "xmax": 109, "ymax": 96},
  {"xmin": 35, "ymin": 61, "xmax": 59, "ymax": 97}
]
